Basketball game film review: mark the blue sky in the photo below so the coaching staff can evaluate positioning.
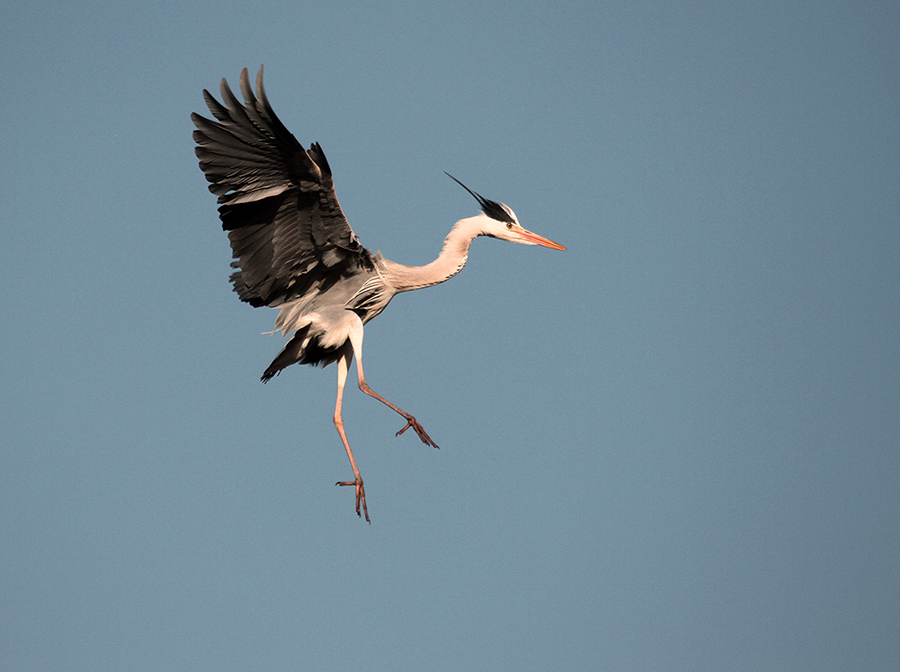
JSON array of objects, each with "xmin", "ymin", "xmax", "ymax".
[{"xmin": 2, "ymin": 2, "xmax": 898, "ymax": 670}]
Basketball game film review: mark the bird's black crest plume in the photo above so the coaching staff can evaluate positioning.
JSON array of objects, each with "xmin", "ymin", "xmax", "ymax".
[{"xmin": 444, "ymin": 172, "xmax": 515, "ymax": 223}]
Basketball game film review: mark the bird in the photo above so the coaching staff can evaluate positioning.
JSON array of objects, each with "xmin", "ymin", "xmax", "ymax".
[{"xmin": 191, "ymin": 66, "xmax": 565, "ymax": 522}]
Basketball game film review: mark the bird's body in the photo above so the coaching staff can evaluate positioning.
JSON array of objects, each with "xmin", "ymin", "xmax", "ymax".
[
  {"xmin": 262, "ymin": 219, "xmax": 480, "ymax": 377},
  {"xmin": 192, "ymin": 66, "xmax": 564, "ymax": 521}
]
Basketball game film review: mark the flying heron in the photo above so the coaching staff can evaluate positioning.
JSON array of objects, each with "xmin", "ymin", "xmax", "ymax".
[{"xmin": 191, "ymin": 66, "xmax": 565, "ymax": 522}]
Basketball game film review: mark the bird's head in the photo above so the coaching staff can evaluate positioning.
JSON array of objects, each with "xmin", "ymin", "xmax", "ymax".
[{"xmin": 446, "ymin": 173, "xmax": 566, "ymax": 251}]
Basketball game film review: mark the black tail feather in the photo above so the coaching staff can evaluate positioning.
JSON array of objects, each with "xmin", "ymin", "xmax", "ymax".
[{"xmin": 260, "ymin": 325, "xmax": 346, "ymax": 382}]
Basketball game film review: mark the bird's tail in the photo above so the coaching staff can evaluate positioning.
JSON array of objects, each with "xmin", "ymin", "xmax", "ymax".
[{"xmin": 260, "ymin": 325, "xmax": 345, "ymax": 382}]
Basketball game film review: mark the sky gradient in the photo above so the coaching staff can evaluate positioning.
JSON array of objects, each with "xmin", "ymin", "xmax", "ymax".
[{"xmin": 2, "ymin": 2, "xmax": 898, "ymax": 670}]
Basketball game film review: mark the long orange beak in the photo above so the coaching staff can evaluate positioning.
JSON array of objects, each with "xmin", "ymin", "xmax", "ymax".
[{"xmin": 520, "ymin": 229, "xmax": 567, "ymax": 251}]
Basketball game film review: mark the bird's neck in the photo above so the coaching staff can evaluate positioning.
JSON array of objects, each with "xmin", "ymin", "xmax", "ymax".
[{"xmin": 390, "ymin": 216, "xmax": 484, "ymax": 292}]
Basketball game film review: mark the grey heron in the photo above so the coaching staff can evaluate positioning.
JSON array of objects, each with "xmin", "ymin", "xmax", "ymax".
[{"xmin": 192, "ymin": 66, "xmax": 565, "ymax": 522}]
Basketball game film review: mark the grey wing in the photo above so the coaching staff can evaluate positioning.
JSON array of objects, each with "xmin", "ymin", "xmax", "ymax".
[{"xmin": 191, "ymin": 65, "xmax": 373, "ymax": 307}]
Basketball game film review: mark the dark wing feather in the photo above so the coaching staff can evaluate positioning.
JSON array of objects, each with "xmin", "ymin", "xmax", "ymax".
[{"xmin": 191, "ymin": 66, "xmax": 373, "ymax": 307}]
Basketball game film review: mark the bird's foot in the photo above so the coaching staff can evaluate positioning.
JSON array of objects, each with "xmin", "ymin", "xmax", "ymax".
[
  {"xmin": 336, "ymin": 477, "xmax": 370, "ymax": 523},
  {"xmin": 396, "ymin": 415, "xmax": 439, "ymax": 449}
]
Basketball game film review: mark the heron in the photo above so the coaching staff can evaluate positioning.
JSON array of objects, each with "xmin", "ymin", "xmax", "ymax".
[{"xmin": 191, "ymin": 66, "xmax": 565, "ymax": 522}]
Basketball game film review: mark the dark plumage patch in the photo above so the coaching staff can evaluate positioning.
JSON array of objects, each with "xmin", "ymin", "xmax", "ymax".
[
  {"xmin": 444, "ymin": 173, "xmax": 514, "ymax": 223},
  {"xmin": 261, "ymin": 325, "xmax": 346, "ymax": 381},
  {"xmin": 192, "ymin": 66, "xmax": 375, "ymax": 313}
]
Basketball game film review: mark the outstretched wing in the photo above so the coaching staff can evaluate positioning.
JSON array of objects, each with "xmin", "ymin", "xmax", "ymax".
[{"xmin": 191, "ymin": 66, "xmax": 373, "ymax": 307}]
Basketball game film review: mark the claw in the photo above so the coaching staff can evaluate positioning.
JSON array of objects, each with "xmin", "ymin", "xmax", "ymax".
[
  {"xmin": 396, "ymin": 416, "xmax": 439, "ymax": 449},
  {"xmin": 336, "ymin": 478, "xmax": 370, "ymax": 523}
]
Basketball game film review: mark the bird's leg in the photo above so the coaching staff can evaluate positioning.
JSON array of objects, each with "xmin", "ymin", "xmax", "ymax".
[
  {"xmin": 333, "ymin": 346, "xmax": 369, "ymax": 522},
  {"xmin": 348, "ymin": 330, "xmax": 438, "ymax": 449},
  {"xmin": 358, "ymin": 379, "xmax": 438, "ymax": 448}
]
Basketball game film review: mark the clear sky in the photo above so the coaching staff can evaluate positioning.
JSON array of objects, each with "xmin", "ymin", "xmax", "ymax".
[{"xmin": 2, "ymin": 2, "xmax": 898, "ymax": 671}]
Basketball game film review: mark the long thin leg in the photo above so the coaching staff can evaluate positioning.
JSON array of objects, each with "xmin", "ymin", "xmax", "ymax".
[
  {"xmin": 333, "ymin": 344, "xmax": 369, "ymax": 522},
  {"xmin": 348, "ymin": 325, "xmax": 438, "ymax": 449}
]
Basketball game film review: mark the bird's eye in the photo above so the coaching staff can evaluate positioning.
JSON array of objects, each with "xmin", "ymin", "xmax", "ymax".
[{"xmin": 506, "ymin": 222, "xmax": 514, "ymax": 230}]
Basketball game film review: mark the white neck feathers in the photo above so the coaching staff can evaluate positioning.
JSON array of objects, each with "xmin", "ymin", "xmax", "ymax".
[{"xmin": 387, "ymin": 216, "xmax": 485, "ymax": 292}]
